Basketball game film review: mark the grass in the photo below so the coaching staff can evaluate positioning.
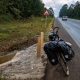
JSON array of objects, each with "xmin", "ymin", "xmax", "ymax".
[{"xmin": 0, "ymin": 17, "xmax": 53, "ymax": 54}]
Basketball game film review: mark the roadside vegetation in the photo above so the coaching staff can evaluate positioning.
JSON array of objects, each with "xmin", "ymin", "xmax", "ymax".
[
  {"xmin": 0, "ymin": 17, "xmax": 53, "ymax": 55},
  {"xmin": 0, "ymin": 0, "xmax": 44, "ymax": 22},
  {"xmin": 0, "ymin": 0, "xmax": 54, "ymax": 79},
  {"xmin": 59, "ymin": 1, "xmax": 80, "ymax": 19},
  {"xmin": 0, "ymin": 0, "xmax": 54, "ymax": 55}
]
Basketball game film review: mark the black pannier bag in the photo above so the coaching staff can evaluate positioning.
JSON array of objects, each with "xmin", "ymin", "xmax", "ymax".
[
  {"xmin": 44, "ymin": 39, "xmax": 75, "ymax": 65},
  {"xmin": 58, "ymin": 39, "xmax": 75, "ymax": 61},
  {"xmin": 44, "ymin": 41, "xmax": 59, "ymax": 65}
]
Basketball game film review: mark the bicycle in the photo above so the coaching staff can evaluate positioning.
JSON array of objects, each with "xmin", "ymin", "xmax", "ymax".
[{"xmin": 48, "ymin": 27, "xmax": 74, "ymax": 76}]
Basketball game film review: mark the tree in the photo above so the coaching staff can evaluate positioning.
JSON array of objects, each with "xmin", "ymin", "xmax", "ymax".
[
  {"xmin": 59, "ymin": 1, "xmax": 80, "ymax": 19},
  {"xmin": 67, "ymin": 4, "xmax": 74, "ymax": 18},
  {"xmin": 73, "ymin": 1, "xmax": 80, "ymax": 19},
  {"xmin": 31, "ymin": 0, "xmax": 44, "ymax": 16},
  {"xmin": 48, "ymin": 7, "xmax": 54, "ymax": 16},
  {"xmin": 0, "ymin": 0, "xmax": 45, "ymax": 21},
  {"xmin": 59, "ymin": 4, "xmax": 68, "ymax": 17}
]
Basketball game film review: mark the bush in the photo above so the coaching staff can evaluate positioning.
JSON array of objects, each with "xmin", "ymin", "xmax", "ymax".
[{"xmin": 0, "ymin": 14, "xmax": 13, "ymax": 23}]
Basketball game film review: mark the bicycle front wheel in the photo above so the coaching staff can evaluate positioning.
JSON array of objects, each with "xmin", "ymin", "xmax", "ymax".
[{"xmin": 59, "ymin": 54, "xmax": 69, "ymax": 76}]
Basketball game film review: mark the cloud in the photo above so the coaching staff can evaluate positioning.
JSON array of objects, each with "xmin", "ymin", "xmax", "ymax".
[
  {"xmin": 42, "ymin": 0, "xmax": 80, "ymax": 17},
  {"xmin": 43, "ymin": 0, "xmax": 52, "ymax": 4}
]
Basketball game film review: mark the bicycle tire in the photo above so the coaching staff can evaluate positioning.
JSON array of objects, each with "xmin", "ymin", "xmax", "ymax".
[{"xmin": 59, "ymin": 53, "xmax": 69, "ymax": 76}]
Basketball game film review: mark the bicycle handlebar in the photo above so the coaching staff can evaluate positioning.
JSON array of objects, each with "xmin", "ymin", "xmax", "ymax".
[
  {"xmin": 53, "ymin": 27, "xmax": 59, "ymax": 34},
  {"xmin": 49, "ymin": 27, "xmax": 60, "ymax": 41}
]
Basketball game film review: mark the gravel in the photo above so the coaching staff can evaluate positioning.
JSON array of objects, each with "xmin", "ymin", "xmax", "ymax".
[{"xmin": 0, "ymin": 44, "xmax": 47, "ymax": 80}]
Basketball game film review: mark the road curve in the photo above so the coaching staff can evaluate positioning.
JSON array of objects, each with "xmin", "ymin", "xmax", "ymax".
[{"xmin": 58, "ymin": 18, "xmax": 80, "ymax": 48}]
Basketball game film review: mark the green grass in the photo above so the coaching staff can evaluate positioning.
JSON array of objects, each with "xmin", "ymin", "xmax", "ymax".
[{"xmin": 0, "ymin": 17, "xmax": 53, "ymax": 53}]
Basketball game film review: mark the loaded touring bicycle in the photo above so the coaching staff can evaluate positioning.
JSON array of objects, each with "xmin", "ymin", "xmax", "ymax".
[{"xmin": 44, "ymin": 27, "xmax": 75, "ymax": 76}]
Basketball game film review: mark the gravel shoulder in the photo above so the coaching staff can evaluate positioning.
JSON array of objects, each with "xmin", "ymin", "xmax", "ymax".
[{"xmin": 0, "ymin": 44, "xmax": 46, "ymax": 80}]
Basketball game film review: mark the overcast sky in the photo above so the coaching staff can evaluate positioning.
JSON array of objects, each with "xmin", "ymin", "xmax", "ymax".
[{"xmin": 42, "ymin": 0, "xmax": 80, "ymax": 17}]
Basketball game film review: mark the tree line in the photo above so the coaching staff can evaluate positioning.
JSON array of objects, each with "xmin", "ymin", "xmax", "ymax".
[
  {"xmin": 59, "ymin": 1, "xmax": 80, "ymax": 19},
  {"xmin": 0, "ymin": 0, "xmax": 44, "ymax": 21}
]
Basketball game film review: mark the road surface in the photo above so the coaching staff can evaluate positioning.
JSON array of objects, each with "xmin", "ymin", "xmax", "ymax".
[
  {"xmin": 58, "ymin": 18, "xmax": 80, "ymax": 48},
  {"xmin": 45, "ymin": 18, "xmax": 80, "ymax": 80}
]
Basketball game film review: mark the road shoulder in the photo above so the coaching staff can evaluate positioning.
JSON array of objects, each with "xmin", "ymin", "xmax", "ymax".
[{"xmin": 45, "ymin": 19, "xmax": 80, "ymax": 80}]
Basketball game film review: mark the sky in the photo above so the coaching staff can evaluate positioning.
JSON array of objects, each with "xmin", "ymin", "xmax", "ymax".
[{"xmin": 42, "ymin": 0, "xmax": 80, "ymax": 17}]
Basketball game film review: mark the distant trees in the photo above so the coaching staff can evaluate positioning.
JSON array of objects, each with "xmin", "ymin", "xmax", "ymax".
[
  {"xmin": 59, "ymin": 1, "xmax": 80, "ymax": 19},
  {"xmin": 48, "ymin": 7, "xmax": 54, "ymax": 16},
  {"xmin": 59, "ymin": 4, "xmax": 68, "ymax": 17},
  {"xmin": 73, "ymin": 1, "xmax": 80, "ymax": 19},
  {"xmin": 67, "ymin": 4, "xmax": 74, "ymax": 18},
  {"xmin": 0, "ymin": 0, "xmax": 44, "ymax": 21}
]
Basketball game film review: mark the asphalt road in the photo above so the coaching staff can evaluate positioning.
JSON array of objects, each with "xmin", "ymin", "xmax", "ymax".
[
  {"xmin": 58, "ymin": 18, "xmax": 80, "ymax": 48},
  {"xmin": 45, "ymin": 18, "xmax": 80, "ymax": 80}
]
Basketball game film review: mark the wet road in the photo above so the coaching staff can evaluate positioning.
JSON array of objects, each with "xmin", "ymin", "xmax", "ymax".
[{"xmin": 58, "ymin": 18, "xmax": 80, "ymax": 48}]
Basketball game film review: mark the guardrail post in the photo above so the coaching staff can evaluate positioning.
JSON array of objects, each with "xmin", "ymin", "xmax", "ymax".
[
  {"xmin": 41, "ymin": 32, "xmax": 44, "ymax": 49},
  {"xmin": 37, "ymin": 36, "xmax": 41, "ymax": 57},
  {"xmin": 37, "ymin": 32, "xmax": 44, "ymax": 58}
]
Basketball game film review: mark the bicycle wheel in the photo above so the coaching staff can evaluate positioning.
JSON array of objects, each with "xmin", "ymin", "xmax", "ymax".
[{"xmin": 59, "ymin": 53, "xmax": 69, "ymax": 76}]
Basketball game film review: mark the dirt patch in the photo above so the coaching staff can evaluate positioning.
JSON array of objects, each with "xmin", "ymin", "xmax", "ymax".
[{"xmin": 0, "ymin": 36, "xmax": 37, "ymax": 56}]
